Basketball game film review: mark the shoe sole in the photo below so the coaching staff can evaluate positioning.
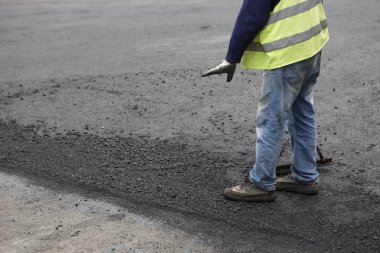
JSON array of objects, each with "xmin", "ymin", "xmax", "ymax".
[
  {"xmin": 222, "ymin": 192, "xmax": 277, "ymax": 202},
  {"xmin": 276, "ymin": 184, "xmax": 319, "ymax": 195}
]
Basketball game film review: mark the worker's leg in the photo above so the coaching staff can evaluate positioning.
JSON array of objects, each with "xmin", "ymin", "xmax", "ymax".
[
  {"xmin": 249, "ymin": 68, "xmax": 303, "ymax": 191},
  {"xmin": 250, "ymin": 53, "xmax": 321, "ymax": 191},
  {"xmin": 286, "ymin": 52, "xmax": 321, "ymax": 183}
]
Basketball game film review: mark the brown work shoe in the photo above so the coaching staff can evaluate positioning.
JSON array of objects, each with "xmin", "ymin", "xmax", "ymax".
[
  {"xmin": 223, "ymin": 182, "xmax": 277, "ymax": 202},
  {"xmin": 276, "ymin": 174, "xmax": 319, "ymax": 195}
]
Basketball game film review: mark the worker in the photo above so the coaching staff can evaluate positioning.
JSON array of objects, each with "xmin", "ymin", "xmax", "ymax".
[{"xmin": 201, "ymin": 0, "xmax": 329, "ymax": 202}]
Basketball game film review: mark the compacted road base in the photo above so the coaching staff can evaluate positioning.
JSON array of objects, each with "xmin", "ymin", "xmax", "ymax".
[{"xmin": 0, "ymin": 172, "xmax": 215, "ymax": 253}]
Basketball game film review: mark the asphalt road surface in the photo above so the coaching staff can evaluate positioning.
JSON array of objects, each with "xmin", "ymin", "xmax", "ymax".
[{"xmin": 1, "ymin": 0, "xmax": 380, "ymax": 252}]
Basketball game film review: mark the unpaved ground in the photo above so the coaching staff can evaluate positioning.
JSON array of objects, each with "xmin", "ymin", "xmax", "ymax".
[
  {"xmin": 0, "ymin": 172, "xmax": 214, "ymax": 253},
  {"xmin": 1, "ymin": 0, "xmax": 380, "ymax": 252}
]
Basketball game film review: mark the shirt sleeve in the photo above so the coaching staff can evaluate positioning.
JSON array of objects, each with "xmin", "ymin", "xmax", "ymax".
[{"xmin": 225, "ymin": 0, "xmax": 273, "ymax": 64}]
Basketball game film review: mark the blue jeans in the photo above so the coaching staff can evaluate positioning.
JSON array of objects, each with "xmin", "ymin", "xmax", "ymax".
[{"xmin": 250, "ymin": 52, "xmax": 321, "ymax": 191}]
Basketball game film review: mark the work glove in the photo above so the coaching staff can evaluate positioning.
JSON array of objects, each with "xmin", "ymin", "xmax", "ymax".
[{"xmin": 201, "ymin": 60, "xmax": 236, "ymax": 82}]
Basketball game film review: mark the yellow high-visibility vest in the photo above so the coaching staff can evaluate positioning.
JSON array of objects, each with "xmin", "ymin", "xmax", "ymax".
[{"xmin": 241, "ymin": 0, "xmax": 329, "ymax": 70}]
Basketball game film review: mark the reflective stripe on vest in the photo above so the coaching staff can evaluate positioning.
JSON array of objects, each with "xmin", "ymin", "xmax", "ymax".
[
  {"xmin": 267, "ymin": 0, "xmax": 322, "ymax": 25},
  {"xmin": 241, "ymin": 0, "xmax": 329, "ymax": 70},
  {"xmin": 247, "ymin": 19, "xmax": 328, "ymax": 53}
]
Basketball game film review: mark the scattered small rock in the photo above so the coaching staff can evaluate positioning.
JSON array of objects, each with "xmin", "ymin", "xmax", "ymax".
[
  {"xmin": 108, "ymin": 213, "xmax": 126, "ymax": 221},
  {"xmin": 71, "ymin": 230, "xmax": 81, "ymax": 237},
  {"xmin": 55, "ymin": 224, "xmax": 63, "ymax": 230},
  {"xmin": 199, "ymin": 25, "xmax": 210, "ymax": 30}
]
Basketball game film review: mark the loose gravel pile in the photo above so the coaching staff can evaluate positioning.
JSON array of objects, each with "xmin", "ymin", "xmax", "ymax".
[{"xmin": 1, "ymin": 121, "xmax": 379, "ymax": 252}]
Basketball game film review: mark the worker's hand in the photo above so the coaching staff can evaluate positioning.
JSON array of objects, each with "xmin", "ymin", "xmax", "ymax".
[{"xmin": 201, "ymin": 60, "xmax": 236, "ymax": 82}]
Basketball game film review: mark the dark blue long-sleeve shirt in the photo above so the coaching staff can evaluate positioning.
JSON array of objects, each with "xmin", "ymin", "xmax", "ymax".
[{"xmin": 226, "ymin": 0, "xmax": 280, "ymax": 64}]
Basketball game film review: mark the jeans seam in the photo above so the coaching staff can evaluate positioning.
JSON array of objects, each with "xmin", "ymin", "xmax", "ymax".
[
  {"xmin": 281, "ymin": 67, "xmax": 299, "ymax": 179},
  {"xmin": 291, "ymin": 106, "xmax": 299, "ymax": 179},
  {"xmin": 259, "ymin": 74, "xmax": 274, "ymax": 185}
]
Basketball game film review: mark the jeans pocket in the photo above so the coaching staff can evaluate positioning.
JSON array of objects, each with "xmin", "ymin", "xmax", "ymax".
[{"xmin": 282, "ymin": 56, "xmax": 317, "ymax": 85}]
